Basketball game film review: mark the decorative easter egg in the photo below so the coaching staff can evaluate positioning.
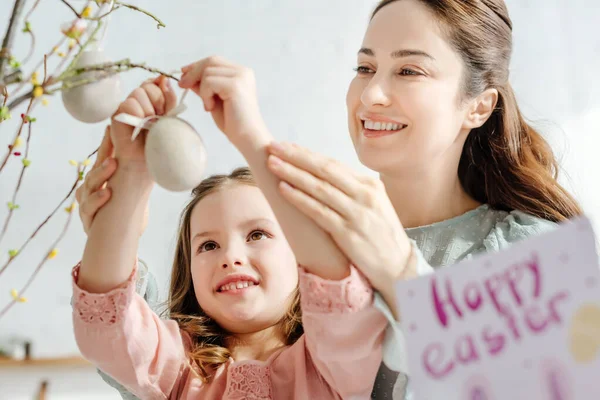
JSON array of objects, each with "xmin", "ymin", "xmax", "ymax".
[
  {"xmin": 61, "ymin": 49, "xmax": 122, "ymax": 123},
  {"xmin": 145, "ymin": 117, "xmax": 207, "ymax": 192}
]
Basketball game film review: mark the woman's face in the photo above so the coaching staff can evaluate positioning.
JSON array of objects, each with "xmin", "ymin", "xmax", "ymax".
[{"xmin": 346, "ymin": 0, "xmax": 473, "ymax": 176}]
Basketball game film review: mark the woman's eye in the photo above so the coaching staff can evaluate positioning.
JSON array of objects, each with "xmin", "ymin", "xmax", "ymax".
[
  {"xmin": 399, "ymin": 68, "xmax": 420, "ymax": 76},
  {"xmin": 248, "ymin": 230, "xmax": 269, "ymax": 242},
  {"xmin": 354, "ymin": 66, "xmax": 374, "ymax": 74},
  {"xmin": 199, "ymin": 241, "xmax": 218, "ymax": 253}
]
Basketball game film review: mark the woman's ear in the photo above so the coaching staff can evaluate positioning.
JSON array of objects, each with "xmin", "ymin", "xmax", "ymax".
[{"xmin": 462, "ymin": 88, "xmax": 498, "ymax": 130}]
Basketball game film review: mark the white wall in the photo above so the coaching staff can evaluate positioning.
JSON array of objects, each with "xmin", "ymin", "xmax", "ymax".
[{"xmin": 0, "ymin": 0, "xmax": 598, "ymax": 398}]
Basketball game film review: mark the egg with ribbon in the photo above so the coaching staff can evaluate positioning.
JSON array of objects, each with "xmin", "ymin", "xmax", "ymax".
[{"xmin": 144, "ymin": 117, "xmax": 207, "ymax": 192}]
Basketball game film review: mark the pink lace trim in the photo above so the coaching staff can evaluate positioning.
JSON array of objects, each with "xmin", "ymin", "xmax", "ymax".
[
  {"xmin": 225, "ymin": 363, "xmax": 273, "ymax": 399},
  {"xmin": 71, "ymin": 263, "xmax": 137, "ymax": 326},
  {"xmin": 299, "ymin": 265, "xmax": 372, "ymax": 313}
]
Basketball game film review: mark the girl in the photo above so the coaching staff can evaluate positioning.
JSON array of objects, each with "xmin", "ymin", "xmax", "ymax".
[
  {"xmin": 257, "ymin": 0, "xmax": 582, "ymax": 398},
  {"xmin": 72, "ymin": 75, "xmax": 387, "ymax": 399}
]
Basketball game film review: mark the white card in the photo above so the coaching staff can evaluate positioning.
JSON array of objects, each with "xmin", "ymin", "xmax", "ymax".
[{"xmin": 395, "ymin": 216, "xmax": 600, "ymax": 400}]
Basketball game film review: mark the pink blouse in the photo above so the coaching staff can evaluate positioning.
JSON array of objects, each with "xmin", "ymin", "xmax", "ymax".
[{"xmin": 72, "ymin": 262, "xmax": 387, "ymax": 399}]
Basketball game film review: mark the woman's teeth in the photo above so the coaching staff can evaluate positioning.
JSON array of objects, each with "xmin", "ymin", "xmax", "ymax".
[
  {"xmin": 363, "ymin": 120, "xmax": 404, "ymax": 131},
  {"xmin": 219, "ymin": 281, "xmax": 256, "ymax": 292}
]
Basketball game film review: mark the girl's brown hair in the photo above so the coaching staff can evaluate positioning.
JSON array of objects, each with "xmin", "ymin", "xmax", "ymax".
[
  {"xmin": 372, "ymin": 0, "xmax": 582, "ymax": 222},
  {"xmin": 165, "ymin": 167, "xmax": 303, "ymax": 382}
]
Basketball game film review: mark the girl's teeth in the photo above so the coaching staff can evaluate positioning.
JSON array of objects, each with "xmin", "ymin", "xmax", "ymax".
[{"xmin": 220, "ymin": 281, "xmax": 256, "ymax": 292}]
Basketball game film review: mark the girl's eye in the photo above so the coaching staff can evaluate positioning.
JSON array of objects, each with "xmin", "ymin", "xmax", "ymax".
[
  {"xmin": 248, "ymin": 230, "xmax": 269, "ymax": 242},
  {"xmin": 353, "ymin": 66, "xmax": 374, "ymax": 75},
  {"xmin": 199, "ymin": 241, "xmax": 219, "ymax": 253}
]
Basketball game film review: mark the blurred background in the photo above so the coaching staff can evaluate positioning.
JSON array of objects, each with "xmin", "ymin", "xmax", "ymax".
[{"xmin": 0, "ymin": 0, "xmax": 598, "ymax": 398}]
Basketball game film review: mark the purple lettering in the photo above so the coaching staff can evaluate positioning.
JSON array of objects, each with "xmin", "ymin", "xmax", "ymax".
[
  {"xmin": 464, "ymin": 282, "xmax": 483, "ymax": 311},
  {"xmin": 482, "ymin": 325, "xmax": 505, "ymax": 355},
  {"xmin": 548, "ymin": 291, "xmax": 569, "ymax": 324},
  {"xmin": 455, "ymin": 334, "xmax": 480, "ymax": 364},
  {"xmin": 525, "ymin": 305, "xmax": 549, "ymax": 332},
  {"xmin": 483, "ymin": 273, "xmax": 509, "ymax": 316},
  {"xmin": 431, "ymin": 276, "xmax": 463, "ymax": 328},
  {"xmin": 503, "ymin": 264, "xmax": 525, "ymax": 306},
  {"xmin": 505, "ymin": 311, "xmax": 522, "ymax": 341},
  {"xmin": 423, "ymin": 343, "xmax": 454, "ymax": 379},
  {"xmin": 525, "ymin": 252, "xmax": 541, "ymax": 298}
]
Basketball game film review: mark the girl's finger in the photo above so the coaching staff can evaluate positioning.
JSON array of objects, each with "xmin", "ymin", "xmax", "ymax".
[
  {"xmin": 141, "ymin": 81, "xmax": 166, "ymax": 115},
  {"xmin": 198, "ymin": 75, "xmax": 231, "ymax": 111},
  {"xmin": 268, "ymin": 142, "xmax": 363, "ymax": 198},
  {"xmin": 179, "ymin": 56, "xmax": 235, "ymax": 88},
  {"xmin": 159, "ymin": 77, "xmax": 178, "ymax": 114},
  {"xmin": 80, "ymin": 188, "xmax": 112, "ymax": 232},
  {"xmin": 92, "ymin": 125, "xmax": 114, "ymax": 169},
  {"xmin": 130, "ymin": 87, "xmax": 156, "ymax": 117},
  {"xmin": 84, "ymin": 157, "xmax": 117, "ymax": 194},
  {"xmin": 267, "ymin": 155, "xmax": 355, "ymax": 219}
]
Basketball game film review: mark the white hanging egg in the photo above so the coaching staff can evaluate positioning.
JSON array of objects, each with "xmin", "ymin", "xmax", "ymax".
[
  {"xmin": 145, "ymin": 117, "xmax": 207, "ymax": 192},
  {"xmin": 61, "ymin": 49, "xmax": 122, "ymax": 123}
]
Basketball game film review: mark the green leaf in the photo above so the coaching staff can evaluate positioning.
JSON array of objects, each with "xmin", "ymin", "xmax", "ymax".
[
  {"xmin": 8, "ymin": 249, "xmax": 18, "ymax": 258},
  {"xmin": 0, "ymin": 106, "xmax": 11, "ymax": 121},
  {"xmin": 22, "ymin": 21, "xmax": 32, "ymax": 33},
  {"xmin": 8, "ymin": 56, "xmax": 20, "ymax": 69},
  {"xmin": 22, "ymin": 159, "xmax": 31, "ymax": 167},
  {"xmin": 7, "ymin": 202, "xmax": 19, "ymax": 210}
]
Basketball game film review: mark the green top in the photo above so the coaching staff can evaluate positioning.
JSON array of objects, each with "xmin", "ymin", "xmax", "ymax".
[
  {"xmin": 92, "ymin": 204, "xmax": 557, "ymax": 400},
  {"xmin": 371, "ymin": 204, "xmax": 557, "ymax": 399}
]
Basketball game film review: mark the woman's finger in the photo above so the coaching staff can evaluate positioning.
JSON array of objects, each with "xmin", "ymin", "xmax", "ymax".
[
  {"xmin": 268, "ymin": 142, "xmax": 363, "ymax": 198},
  {"xmin": 278, "ymin": 180, "xmax": 346, "ymax": 236},
  {"xmin": 268, "ymin": 155, "xmax": 356, "ymax": 219}
]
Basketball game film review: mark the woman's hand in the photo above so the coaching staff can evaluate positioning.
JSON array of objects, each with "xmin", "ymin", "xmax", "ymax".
[
  {"xmin": 266, "ymin": 141, "xmax": 417, "ymax": 306},
  {"xmin": 178, "ymin": 56, "xmax": 267, "ymax": 146},
  {"xmin": 75, "ymin": 126, "xmax": 149, "ymax": 236}
]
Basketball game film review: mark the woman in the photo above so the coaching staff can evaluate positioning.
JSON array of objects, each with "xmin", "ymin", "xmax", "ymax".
[{"xmin": 264, "ymin": 0, "xmax": 581, "ymax": 398}]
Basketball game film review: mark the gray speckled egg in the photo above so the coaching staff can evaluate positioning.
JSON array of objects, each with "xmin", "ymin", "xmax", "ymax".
[
  {"xmin": 145, "ymin": 117, "xmax": 206, "ymax": 192},
  {"xmin": 61, "ymin": 49, "xmax": 122, "ymax": 123}
]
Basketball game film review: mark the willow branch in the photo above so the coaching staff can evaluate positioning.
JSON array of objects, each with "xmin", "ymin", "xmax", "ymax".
[
  {"xmin": 0, "ymin": 115, "xmax": 34, "ymax": 248},
  {"xmin": 0, "ymin": 169, "xmax": 81, "ymax": 320},
  {"xmin": 0, "ymin": 146, "xmax": 98, "ymax": 278},
  {"xmin": 0, "ymin": 97, "xmax": 35, "ymax": 173},
  {"xmin": 7, "ymin": 60, "xmax": 178, "ymax": 111},
  {"xmin": 115, "ymin": 1, "xmax": 165, "ymax": 29},
  {"xmin": 59, "ymin": 0, "xmax": 82, "ymax": 19},
  {"xmin": 0, "ymin": 0, "xmax": 27, "ymax": 84}
]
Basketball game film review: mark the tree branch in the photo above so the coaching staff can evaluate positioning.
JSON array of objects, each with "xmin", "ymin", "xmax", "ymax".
[{"xmin": 0, "ymin": 0, "xmax": 27, "ymax": 84}]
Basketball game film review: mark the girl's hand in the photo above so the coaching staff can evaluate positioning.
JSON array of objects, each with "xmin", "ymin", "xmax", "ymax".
[
  {"xmin": 76, "ymin": 126, "xmax": 149, "ymax": 236},
  {"xmin": 110, "ymin": 75, "xmax": 178, "ymax": 164},
  {"xmin": 267, "ymin": 142, "xmax": 417, "ymax": 297},
  {"xmin": 178, "ymin": 56, "xmax": 267, "ymax": 145}
]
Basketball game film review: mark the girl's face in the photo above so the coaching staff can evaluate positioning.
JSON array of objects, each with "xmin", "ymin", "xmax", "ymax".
[
  {"xmin": 346, "ymin": 0, "xmax": 473, "ymax": 175},
  {"xmin": 189, "ymin": 184, "xmax": 298, "ymax": 334}
]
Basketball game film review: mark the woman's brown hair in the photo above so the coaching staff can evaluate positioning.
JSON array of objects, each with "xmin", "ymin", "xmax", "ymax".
[
  {"xmin": 164, "ymin": 167, "xmax": 303, "ymax": 382},
  {"xmin": 372, "ymin": 0, "xmax": 582, "ymax": 222}
]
